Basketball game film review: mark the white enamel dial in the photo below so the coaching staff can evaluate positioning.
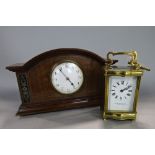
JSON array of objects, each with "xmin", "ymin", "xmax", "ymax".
[
  {"xmin": 51, "ymin": 62, "xmax": 84, "ymax": 94},
  {"xmin": 108, "ymin": 76, "xmax": 137, "ymax": 112}
]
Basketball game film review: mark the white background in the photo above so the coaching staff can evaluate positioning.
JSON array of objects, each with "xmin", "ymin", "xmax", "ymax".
[
  {"xmin": 0, "ymin": 0, "xmax": 155, "ymax": 26},
  {"xmin": 0, "ymin": 0, "xmax": 155, "ymax": 155}
]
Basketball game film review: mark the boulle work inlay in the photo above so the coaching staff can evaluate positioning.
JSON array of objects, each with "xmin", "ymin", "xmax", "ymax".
[{"xmin": 17, "ymin": 73, "xmax": 30, "ymax": 103}]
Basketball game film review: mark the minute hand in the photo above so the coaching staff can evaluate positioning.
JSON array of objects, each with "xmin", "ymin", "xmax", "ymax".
[{"xmin": 59, "ymin": 69, "xmax": 75, "ymax": 88}]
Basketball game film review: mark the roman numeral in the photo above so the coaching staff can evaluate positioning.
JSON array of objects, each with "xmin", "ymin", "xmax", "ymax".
[{"xmin": 121, "ymin": 81, "xmax": 124, "ymax": 85}]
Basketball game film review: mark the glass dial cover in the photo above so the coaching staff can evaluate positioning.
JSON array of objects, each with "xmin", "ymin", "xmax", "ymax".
[{"xmin": 51, "ymin": 62, "xmax": 84, "ymax": 94}]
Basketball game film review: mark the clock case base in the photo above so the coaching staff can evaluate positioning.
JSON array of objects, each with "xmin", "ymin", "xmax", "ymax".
[
  {"xmin": 103, "ymin": 112, "xmax": 136, "ymax": 120},
  {"xmin": 17, "ymin": 96, "xmax": 103, "ymax": 116}
]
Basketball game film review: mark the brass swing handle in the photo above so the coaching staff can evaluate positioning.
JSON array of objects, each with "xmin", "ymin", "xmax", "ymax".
[{"xmin": 107, "ymin": 51, "xmax": 150, "ymax": 71}]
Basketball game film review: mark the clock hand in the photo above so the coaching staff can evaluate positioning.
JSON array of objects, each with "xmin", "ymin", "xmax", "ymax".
[
  {"xmin": 120, "ymin": 85, "xmax": 132, "ymax": 92},
  {"xmin": 67, "ymin": 78, "xmax": 76, "ymax": 88},
  {"xmin": 59, "ymin": 68, "xmax": 75, "ymax": 88}
]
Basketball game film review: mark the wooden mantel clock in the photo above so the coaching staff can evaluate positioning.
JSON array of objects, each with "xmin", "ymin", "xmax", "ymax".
[{"xmin": 6, "ymin": 48, "xmax": 117, "ymax": 116}]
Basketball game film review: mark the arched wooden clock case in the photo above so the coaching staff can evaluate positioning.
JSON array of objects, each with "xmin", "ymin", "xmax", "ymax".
[{"xmin": 6, "ymin": 48, "xmax": 116, "ymax": 116}]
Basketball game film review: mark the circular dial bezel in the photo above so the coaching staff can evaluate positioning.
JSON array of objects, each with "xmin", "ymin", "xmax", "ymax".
[{"xmin": 51, "ymin": 61, "xmax": 84, "ymax": 94}]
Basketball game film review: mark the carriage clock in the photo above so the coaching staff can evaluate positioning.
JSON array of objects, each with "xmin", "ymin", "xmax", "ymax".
[{"xmin": 102, "ymin": 51, "xmax": 150, "ymax": 120}]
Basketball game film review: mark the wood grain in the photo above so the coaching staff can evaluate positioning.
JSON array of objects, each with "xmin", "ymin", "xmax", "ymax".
[{"xmin": 6, "ymin": 48, "xmax": 117, "ymax": 116}]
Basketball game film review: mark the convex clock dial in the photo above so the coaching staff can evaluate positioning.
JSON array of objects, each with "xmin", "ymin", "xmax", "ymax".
[{"xmin": 51, "ymin": 62, "xmax": 84, "ymax": 94}]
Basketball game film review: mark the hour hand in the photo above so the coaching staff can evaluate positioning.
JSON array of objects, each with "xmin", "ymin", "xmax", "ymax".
[{"xmin": 120, "ymin": 85, "xmax": 132, "ymax": 92}]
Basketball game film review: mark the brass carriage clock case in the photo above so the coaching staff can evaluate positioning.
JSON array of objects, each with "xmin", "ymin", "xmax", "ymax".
[{"xmin": 102, "ymin": 51, "xmax": 150, "ymax": 120}]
